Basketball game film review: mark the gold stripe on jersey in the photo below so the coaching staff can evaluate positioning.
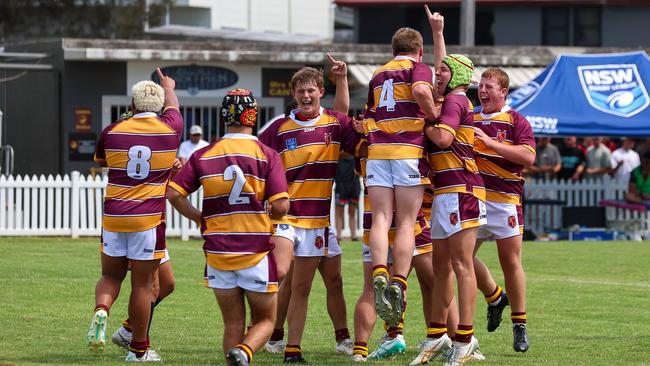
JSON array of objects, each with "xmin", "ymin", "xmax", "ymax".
[
  {"xmin": 105, "ymin": 183, "xmax": 167, "ymax": 201},
  {"xmin": 436, "ymin": 123, "xmax": 457, "ymax": 137},
  {"xmin": 475, "ymin": 157, "xmax": 523, "ymax": 181},
  {"xmin": 362, "ymin": 220, "xmax": 424, "ymax": 246},
  {"xmin": 371, "ymin": 83, "xmax": 415, "ymax": 110},
  {"xmin": 486, "ymin": 191, "xmax": 521, "ymax": 205},
  {"xmin": 435, "ymin": 186, "xmax": 486, "ymax": 201},
  {"xmin": 429, "ymin": 151, "xmax": 464, "ymax": 171},
  {"xmin": 200, "ymin": 141, "xmax": 267, "ymax": 161},
  {"xmin": 367, "ymin": 143, "xmax": 423, "ymax": 160},
  {"xmin": 281, "ymin": 144, "xmax": 339, "ymax": 169},
  {"xmin": 109, "ymin": 118, "xmax": 178, "ymax": 134},
  {"xmin": 522, "ymin": 144, "xmax": 536, "ymax": 155},
  {"xmin": 373, "ymin": 58, "xmax": 414, "ymax": 75},
  {"xmin": 288, "ymin": 181, "xmax": 332, "ymax": 200},
  {"xmin": 277, "ymin": 115, "xmax": 340, "ymax": 134},
  {"xmin": 412, "ymin": 80, "xmax": 434, "ymax": 90},
  {"xmin": 105, "ymin": 150, "xmax": 177, "ymax": 170},
  {"xmin": 285, "ymin": 216, "xmax": 329, "ymax": 229},
  {"xmin": 103, "ymin": 213, "xmax": 161, "ymax": 232},
  {"xmin": 415, "ymin": 243, "xmax": 433, "ymax": 255},
  {"xmin": 201, "ymin": 175, "xmax": 265, "ymax": 200},
  {"xmin": 456, "ymin": 126, "xmax": 474, "ymax": 145},
  {"xmin": 474, "ymin": 112, "xmax": 514, "ymax": 125},
  {"xmin": 169, "ymin": 181, "xmax": 188, "ymax": 197},
  {"xmin": 366, "ymin": 117, "xmax": 425, "ymax": 134},
  {"xmin": 204, "ymin": 213, "xmax": 272, "ymax": 235},
  {"xmin": 268, "ymin": 192, "xmax": 289, "ymax": 204},
  {"xmin": 206, "ymin": 251, "xmax": 268, "ymax": 271}
]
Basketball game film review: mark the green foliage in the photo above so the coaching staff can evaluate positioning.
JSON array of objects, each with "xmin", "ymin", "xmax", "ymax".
[{"xmin": 0, "ymin": 237, "xmax": 649, "ymax": 365}]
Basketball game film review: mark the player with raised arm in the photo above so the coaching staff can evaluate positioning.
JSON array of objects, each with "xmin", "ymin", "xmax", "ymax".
[
  {"xmin": 167, "ymin": 89, "xmax": 289, "ymax": 366},
  {"xmin": 362, "ymin": 26, "xmax": 437, "ymax": 330},
  {"xmin": 259, "ymin": 63, "xmax": 358, "ymax": 363},
  {"xmin": 87, "ymin": 68, "xmax": 182, "ymax": 361},
  {"xmin": 411, "ymin": 8, "xmax": 486, "ymax": 366}
]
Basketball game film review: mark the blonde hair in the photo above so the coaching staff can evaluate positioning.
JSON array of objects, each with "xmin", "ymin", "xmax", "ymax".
[
  {"xmin": 132, "ymin": 80, "xmax": 164, "ymax": 113},
  {"xmin": 391, "ymin": 27, "xmax": 423, "ymax": 56},
  {"xmin": 481, "ymin": 68, "xmax": 510, "ymax": 91}
]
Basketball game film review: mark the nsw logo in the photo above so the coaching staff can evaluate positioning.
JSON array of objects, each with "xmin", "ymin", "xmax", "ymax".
[
  {"xmin": 285, "ymin": 138, "xmax": 298, "ymax": 151},
  {"xmin": 578, "ymin": 64, "xmax": 649, "ymax": 117}
]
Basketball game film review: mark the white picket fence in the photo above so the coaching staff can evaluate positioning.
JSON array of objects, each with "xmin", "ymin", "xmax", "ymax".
[
  {"xmin": 524, "ymin": 177, "xmax": 650, "ymax": 234},
  {"xmin": 0, "ymin": 172, "xmax": 647, "ymax": 238}
]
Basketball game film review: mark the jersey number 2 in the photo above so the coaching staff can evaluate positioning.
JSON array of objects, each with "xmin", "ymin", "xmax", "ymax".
[
  {"xmin": 224, "ymin": 165, "xmax": 251, "ymax": 205},
  {"xmin": 126, "ymin": 145, "xmax": 152, "ymax": 180},
  {"xmin": 378, "ymin": 79, "xmax": 396, "ymax": 111}
]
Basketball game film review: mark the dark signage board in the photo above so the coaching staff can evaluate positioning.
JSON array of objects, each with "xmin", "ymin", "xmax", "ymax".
[
  {"xmin": 262, "ymin": 68, "xmax": 300, "ymax": 97},
  {"xmin": 151, "ymin": 65, "xmax": 239, "ymax": 95},
  {"xmin": 69, "ymin": 132, "xmax": 97, "ymax": 161}
]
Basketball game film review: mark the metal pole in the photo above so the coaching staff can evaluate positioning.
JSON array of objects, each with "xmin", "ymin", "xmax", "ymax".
[{"xmin": 460, "ymin": 0, "xmax": 475, "ymax": 47}]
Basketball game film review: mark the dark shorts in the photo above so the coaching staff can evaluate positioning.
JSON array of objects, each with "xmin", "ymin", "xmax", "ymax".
[{"xmin": 335, "ymin": 157, "xmax": 361, "ymax": 206}]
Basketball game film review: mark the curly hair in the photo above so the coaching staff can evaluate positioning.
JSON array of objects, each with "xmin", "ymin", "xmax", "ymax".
[{"xmin": 131, "ymin": 80, "xmax": 164, "ymax": 113}]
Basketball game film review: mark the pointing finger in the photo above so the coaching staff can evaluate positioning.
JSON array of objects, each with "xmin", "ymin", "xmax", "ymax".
[
  {"xmin": 156, "ymin": 68, "xmax": 164, "ymax": 80},
  {"xmin": 326, "ymin": 53, "xmax": 337, "ymax": 64}
]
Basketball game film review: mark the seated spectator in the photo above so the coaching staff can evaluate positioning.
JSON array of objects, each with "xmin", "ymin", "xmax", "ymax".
[
  {"xmin": 585, "ymin": 137, "xmax": 612, "ymax": 180},
  {"xmin": 558, "ymin": 136, "xmax": 585, "ymax": 181},
  {"xmin": 625, "ymin": 151, "xmax": 650, "ymax": 204},
  {"xmin": 611, "ymin": 137, "xmax": 640, "ymax": 184},
  {"xmin": 529, "ymin": 137, "xmax": 561, "ymax": 179},
  {"xmin": 635, "ymin": 137, "xmax": 650, "ymax": 158}
]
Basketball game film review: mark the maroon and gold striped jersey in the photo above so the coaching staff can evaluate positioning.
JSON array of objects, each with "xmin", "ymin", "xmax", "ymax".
[
  {"xmin": 259, "ymin": 108, "xmax": 356, "ymax": 229},
  {"xmin": 427, "ymin": 93, "xmax": 485, "ymax": 200},
  {"xmin": 94, "ymin": 108, "xmax": 183, "ymax": 232},
  {"xmin": 473, "ymin": 107, "xmax": 536, "ymax": 205},
  {"xmin": 363, "ymin": 56, "xmax": 434, "ymax": 160},
  {"xmin": 169, "ymin": 134, "xmax": 289, "ymax": 271}
]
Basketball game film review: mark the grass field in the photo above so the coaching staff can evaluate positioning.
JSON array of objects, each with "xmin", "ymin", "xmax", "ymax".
[{"xmin": 1, "ymin": 237, "xmax": 649, "ymax": 365}]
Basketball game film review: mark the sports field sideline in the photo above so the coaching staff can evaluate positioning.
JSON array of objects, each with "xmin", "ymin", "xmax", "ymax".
[{"xmin": 1, "ymin": 237, "xmax": 648, "ymax": 365}]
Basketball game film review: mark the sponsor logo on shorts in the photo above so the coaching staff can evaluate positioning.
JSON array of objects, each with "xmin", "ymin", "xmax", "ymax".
[
  {"xmin": 315, "ymin": 236, "xmax": 324, "ymax": 249},
  {"xmin": 207, "ymin": 275, "xmax": 215, "ymax": 280},
  {"xmin": 507, "ymin": 215, "xmax": 517, "ymax": 228},
  {"xmin": 255, "ymin": 279, "xmax": 268, "ymax": 285},
  {"xmin": 449, "ymin": 212, "xmax": 458, "ymax": 226},
  {"xmin": 286, "ymin": 138, "xmax": 298, "ymax": 151},
  {"xmin": 408, "ymin": 174, "xmax": 420, "ymax": 179},
  {"xmin": 143, "ymin": 248, "xmax": 153, "ymax": 253},
  {"xmin": 279, "ymin": 224, "xmax": 289, "ymax": 230},
  {"xmin": 366, "ymin": 174, "xmax": 374, "ymax": 179}
]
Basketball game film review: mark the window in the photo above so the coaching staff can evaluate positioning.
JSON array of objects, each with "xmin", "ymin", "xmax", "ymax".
[{"xmin": 542, "ymin": 6, "xmax": 601, "ymax": 46}]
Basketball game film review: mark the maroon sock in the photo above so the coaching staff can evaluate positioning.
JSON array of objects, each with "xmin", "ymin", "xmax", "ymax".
[
  {"xmin": 129, "ymin": 339, "xmax": 148, "ymax": 358},
  {"xmin": 94, "ymin": 304, "xmax": 109, "ymax": 315},
  {"xmin": 270, "ymin": 328, "xmax": 284, "ymax": 342},
  {"xmin": 335, "ymin": 328, "xmax": 350, "ymax": 343}
]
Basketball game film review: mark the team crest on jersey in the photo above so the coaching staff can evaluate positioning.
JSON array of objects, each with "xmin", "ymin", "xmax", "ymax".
[
  {"xmin": 315, "ymin": 236, "xmax": 324, "ymax": 249},
  {"xmin": 496, "ymin": 129, "xmax": 507, "ymax": 142},
  {"xmin": 286, "ymin": 138, "xmax": 298, "ymax": 151},
  {"xmin": 449, "ymin": 212, "xmax": 458, "ymax": 226},
  {"xmin": 507, "ymin": 215, "xmax": 517, "ymax": 228},
  {"xmin": 324, "ymin": 132, "xmax": 332, "ymax": 146},
  {"xmin": 578, "ymin": 64, "xmax": 650, "ymax": 117}
]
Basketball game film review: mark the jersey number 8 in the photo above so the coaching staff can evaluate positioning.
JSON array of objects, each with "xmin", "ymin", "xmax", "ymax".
[{"xmin": 126, "ymin": 145, "xmax": 152, "ymax": 180}]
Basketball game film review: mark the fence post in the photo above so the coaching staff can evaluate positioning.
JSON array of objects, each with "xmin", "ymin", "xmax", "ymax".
[{"xmin": 71, "ymin": 171, "xmax": 80, "ymax": 239}]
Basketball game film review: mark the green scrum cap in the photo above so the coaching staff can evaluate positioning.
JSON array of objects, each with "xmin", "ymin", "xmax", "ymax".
[{"xmin": 442, "ymin": 54, "xmax": 475, "ymax": 94}]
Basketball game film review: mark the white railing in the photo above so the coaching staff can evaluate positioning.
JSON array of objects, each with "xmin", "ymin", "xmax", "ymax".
[
  {"xmin": 0, "ymin": 172, "xmax": 362, "ymax": 239},
  {"xmin": 524, "ymin": 177, "xmax": 650, "ymax": 234},
  {"xmin": 0, "ymin": 172, "xmax": 645, "ymax": 238}
]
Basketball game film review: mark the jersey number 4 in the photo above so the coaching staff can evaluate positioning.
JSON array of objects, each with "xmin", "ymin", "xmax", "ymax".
[
  {"xmin": 224, "ymin": 165, "xmax": 251, "ymax": 205},
  {"xmin": 126, "ymin": 145, "xmax": 152, "ymax": 180},
  {"xmin": 378, "ymin": 79, "xmax": 396, "ymax": 111}
]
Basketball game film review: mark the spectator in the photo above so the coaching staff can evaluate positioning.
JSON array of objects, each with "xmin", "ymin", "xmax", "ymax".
[
  {"xmin": 334, "ymin": 153, "xmax": 361, "ymax": 241},
  {"xmin": 611, "ymin": 137, "xmax": 641, "ymax": 184},
  {"xmin": 624, "ymin": 151, "xmax": 650, "ymax": 204},
  {"xmin": 529, "ymin": 137, "xmax": 561, "ymax": 179},
  {"xmin": 558, "ymin": 136, "xmax": 585, "ymax": 181},
  {"xmin": 177, "ymin": 125, "xmax": 209, "ymax": 165},
  {"xmin": 635, "ymin": 138, "xmax": 650, "ymax": 158},
  {"xmin": 578, "ymin": 137, "xmax": 593, "ymax": 155},
  {"xmin": 585, "ymin": 137, "xmax": 612, "ymax": 180},
  {"xmin": 602, "ymin": 137, "xmax": 618, "ymax": 152}
]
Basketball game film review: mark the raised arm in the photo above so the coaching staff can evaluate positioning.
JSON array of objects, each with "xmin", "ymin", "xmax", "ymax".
[
  {"xmin": 328, "ymin": 53, "xmax": 350, "ymax": 115},
  {"xmin": 157, "ymin": 68, "xmax": 179, "ymax": 110},
  {"xmin": 425, "ymin": 6, "xmax": 447, "ymax": 73},
  {"xmin": 474, "ymin": 127, "xmax": 536, "ymax": 167}
]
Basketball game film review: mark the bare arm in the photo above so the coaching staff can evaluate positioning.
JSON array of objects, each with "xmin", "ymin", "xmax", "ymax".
[
  {"xmin": 572, "ymin": 163, "xmax": 585, "ymax": 181},
  {"xmin": 167, "ymin": 187, "xmax": 202, "ymax": 225},
  {"xmin": 474, "ymin": 127, "xmax": 536, "ymax": 166},
  {"xmin": 425, "ymin": 6, "xmax": 446, "ymax": 72},
  {"xmin": 625, "ymin": 181, "xmax": 643, "ymax": 203},
  {"xmin": 425, "ymin": 124, "xmax": 454, "ymax": 149},
  {"xmin": 328, "ymin": 53, "xmax": 350, "ymax": 115},
  {"xmin": 156, "ymin": 68, "xmax": 179, "ymax": 110},
  {"xmin": 269, "ymin": 197, "xmax": 289, "ymax": 220},
  {"xmin": 413, "ymin": 84, "xmax": 438, "ymax": 121}
]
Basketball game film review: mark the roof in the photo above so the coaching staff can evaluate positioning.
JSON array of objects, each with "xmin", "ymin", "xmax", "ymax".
[{"xmin": 348, "ymin": 64, "xmax": 545, "ymax": 88}]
